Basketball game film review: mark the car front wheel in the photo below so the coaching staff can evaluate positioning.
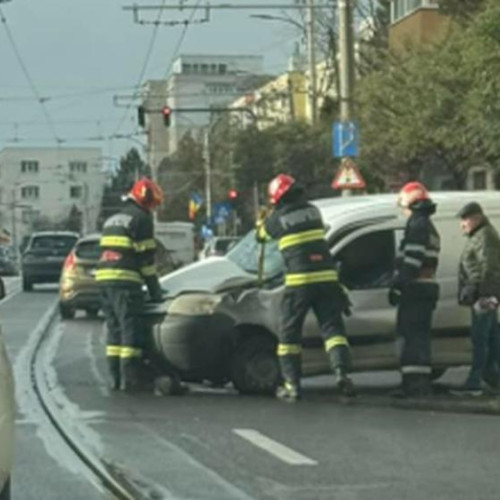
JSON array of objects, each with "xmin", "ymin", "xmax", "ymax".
[
  {"xmin": 231, "ymin": 335, "xmax": 280, "ymax": 395},
  {"xmin": 60, "ymin": 303, "xmax": 75, "ymax": 320}
]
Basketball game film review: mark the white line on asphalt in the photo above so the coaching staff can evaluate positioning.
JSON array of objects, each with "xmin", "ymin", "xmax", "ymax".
[{"xmin": 233, "ymin": 429, "xmax": 318, "ymax": 466}]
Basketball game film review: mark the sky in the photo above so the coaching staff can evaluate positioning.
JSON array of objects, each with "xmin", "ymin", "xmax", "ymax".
[{"xmin": 0, "ymin": 0, "xmax": 307, "ymax": 164}]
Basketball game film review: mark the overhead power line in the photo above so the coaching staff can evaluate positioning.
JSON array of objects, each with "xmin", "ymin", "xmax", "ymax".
[{"xmin": 0, "ymin": 6, "xmax": 61, "ymax": 143}]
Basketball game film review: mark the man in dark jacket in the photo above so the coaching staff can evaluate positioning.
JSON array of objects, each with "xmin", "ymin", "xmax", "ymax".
[
  {"xmin": 456, "ymin": 202, "xmax": 500, "ymax": 395},
  {"xmin": 257, "ymin": 174, "xmax": 355, "ymax": 402},
  {"xmin": 389, "ymin": 182, "xmax": 440, "ymax": 397},
  {"xmin": 97, "ymin": 178, "xmax": 165, "ymax": 392}
]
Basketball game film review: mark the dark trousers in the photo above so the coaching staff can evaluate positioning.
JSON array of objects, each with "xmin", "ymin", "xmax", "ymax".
[
  {"xmin": 278, "ymin": 282, "xmax": 350, "ymax": 388},
  {"xmin": 397, "ymin": 298, "xmax": 435, "ymax": 389},
  {"xmin": 466, "ymin": 308, "xmax": 500, "ymax": 388},
  {"xmin": 100, "ymin": 285, "xmax": 145, "ymax": 387}
]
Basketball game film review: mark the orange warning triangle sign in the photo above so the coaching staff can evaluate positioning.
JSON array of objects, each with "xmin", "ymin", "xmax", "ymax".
[{"xmin": 331, "ymin": 158, "xmax": 366, "ymax": 190}]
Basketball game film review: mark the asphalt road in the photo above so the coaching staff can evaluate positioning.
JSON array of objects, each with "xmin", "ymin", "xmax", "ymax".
[
  {"xmin": 47, "ymin": 312, "xmax": 500, "ymax": 500},
  {"xmin": 1, "ymin": 283, "xmax": 112, "ymax": 500}
]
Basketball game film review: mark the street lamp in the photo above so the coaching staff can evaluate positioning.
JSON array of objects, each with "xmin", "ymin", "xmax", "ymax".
[{"xmin": 249, "ymin": 13, "xmax": 305, "ymax": 32}]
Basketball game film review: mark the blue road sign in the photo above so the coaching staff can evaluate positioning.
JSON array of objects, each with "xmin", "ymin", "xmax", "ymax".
[
  {"xmin": 213, "ymin": 202, "xmax": 232, "ymax": 225},
  {"xmin": 333, "ymin": 122, "xmax": 359, "ymax": 158}
]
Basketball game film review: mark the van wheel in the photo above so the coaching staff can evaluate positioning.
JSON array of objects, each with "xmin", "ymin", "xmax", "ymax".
[
  {"xmin": 231, "ymin": 335, "xmax": 280, "ymax": 395},
  {"xmin": 22, "ymin": 276, "xmax": 33, "ymax": 292},
  {"xmin": 431, "ymin": 368, "xmax": 446, "ymax": 381},
  {"xmin": 60, "ymin": 303, "xmax": 75, "ymax": 320}
]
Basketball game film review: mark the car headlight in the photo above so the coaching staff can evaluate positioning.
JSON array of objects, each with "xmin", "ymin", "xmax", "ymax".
[{"xmin": 167, "ymin": 293, "xmax": 222, "ymax": 316}]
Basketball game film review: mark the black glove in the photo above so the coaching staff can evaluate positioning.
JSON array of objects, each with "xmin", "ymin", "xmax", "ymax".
[
  {"xmin": 145, "ymin": 276, "xmax": 166, "ymax": 303},
  {"xmin": 388, "ymin": 286, "xmax": 402, "ymax": 307}
]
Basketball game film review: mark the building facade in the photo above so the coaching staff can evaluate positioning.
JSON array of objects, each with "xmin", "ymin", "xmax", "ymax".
[{"xmin": 0, "ymin": 147, "xmax": 105, "ymax": 246}]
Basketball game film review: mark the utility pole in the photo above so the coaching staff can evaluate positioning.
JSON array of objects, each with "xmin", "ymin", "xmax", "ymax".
[
  {"xmin": 306, "ymin": 0, "xmax": 317, "ymax": 125},
  {"xmin": 338, "ymin": 0, "xmax": 355, "ymax": 123},
  {"xmin": 203, "ymin": 128, "xmax": 212, "ymax": 220},
  {"xmin": 10, "ymin": 188, "xmax": 16, "ymax": 251}
]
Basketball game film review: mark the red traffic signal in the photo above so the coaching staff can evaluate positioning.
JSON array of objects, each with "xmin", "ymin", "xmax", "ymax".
[
  {"xmin": 228, "ymin": 189, "xmax": 238, "ymax": 200},
  {"xmin": 162, "ymin": 106, "xmax": 172, "ymax": 127}
]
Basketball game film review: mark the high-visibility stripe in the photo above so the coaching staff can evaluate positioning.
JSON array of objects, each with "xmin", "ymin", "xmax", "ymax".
[
  {"xmin": 106, "ymin": 345, "xmax": 121, "ymax": 357},
  {"xmin": 120, "ymin": 346, "xmax": 142, "ymax": 358},
  {"xmin": 140, "ymin": 264, "xmax": 157, "ymax": 277},
  {"xmin": 277, "ymin": 343, "xmax": 302, "ymax": 356},
  {"xmin": 404, "ymin": 243, "xmax": 426, "ymax": 253},
  {"xmin": 95, "ymin": 269, "xmax": 142, "ymax": 283},
  {"xmin": 403, "ymin": 256, "xmax": 422, "ymax": 268},
  {"xmin": 425, "ymin": 250, "xmax": 439, "ymax": 258},
  {"xmin": 401, "ymin": 365, "xmax": 432, "ymax": 375},
  {"xmin": 257, "ymin": 224, "xmax": 270, "ymax": 241},
  {"xmin": 279, "ymin": 229, "xmax": 325, "ymax": 251},
  {"xmin": 285, "ymin": 270, "xmax": 338, "ymax": 287},
  {"xmin": 100, "ymin": 235, "xmax": 134, "ymax": 248},
  {"xmin": 325, "ymin": 336, "xmax": 350, "ymax": 352},
  {"xmin": 135, "ymin": 238, "xmax": 156, "ymax": 252}
]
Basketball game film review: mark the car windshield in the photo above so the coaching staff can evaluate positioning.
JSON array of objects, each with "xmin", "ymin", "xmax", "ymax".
[
  {"xmin": 75, "ymin": 240, "xmax": 100, "ymax": 260},
  {"xmin": 226, "ymin": 230, "xmax": 284, "ymax": 280},
  {"xmin": 30, "ymin": 235, "xmax": 77, "ymax": 254}
]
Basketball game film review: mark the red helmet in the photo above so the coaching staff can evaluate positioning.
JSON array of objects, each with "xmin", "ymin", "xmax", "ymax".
[
  {"xmin": 398, "ymin": 181, "xmax": 429, "ymax": 208},
  {"xmin": 129, "ymin": 177, "xmax": 164, "ymax": 211},
  {"xmin": 268, "ymin": 174, "xmax": 295, "ymax": 205}
]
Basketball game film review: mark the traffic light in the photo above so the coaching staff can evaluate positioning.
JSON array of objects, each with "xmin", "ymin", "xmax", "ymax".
[
  {"xmin": 162, "ymin": 106, "xmax": 172, "ymax": 127},
  {"xmin": 137, "ymin": 106, "xmax": 146, "ymax": 128},
  {"xmin": 228, "ymin": 189, "xmax": 238, "ymax": 200}
]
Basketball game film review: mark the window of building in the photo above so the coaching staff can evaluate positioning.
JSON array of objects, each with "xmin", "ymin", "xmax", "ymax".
[
  {"xmin": 391, "ymin": 0, "xmax": 438, "ymax": 22},
  {"xmin": 182, "ymin": 63, "xmax": 192, "ymax": 74},
  {"xmin": 21, "ymin": 186, "xmax": 39, "ymax": 200},
  {"xmin": 70, "ymin": 186, "xmax": 83, "ymax": 199},
  {"xmin": 218, "ymin": 64, "xmax": 227, "ymax": 75},
  {"xmin": 472, "ymin": 170, "xmax": 487, "ymax": 190},
  {"xmin": 335, "ymin": 230, "xmax": 395, "ymax": 290},
  {"xmin": 210, "ymin": 64, "xmax": 217, "ymax": 74},
  {"xmin": 21, "ymin": 160, "xmax": 39, "ymax": 174},
  {"xmin": 192, "ymin": 64, "xmax": 199, "ymax": 73},
  {"xmin": 201, "ymin": 64, "xmax": 208, "ymax": 74},
  {"xmin": 69, "ymin": 161, "xmax": 87, "ymax": 173}
]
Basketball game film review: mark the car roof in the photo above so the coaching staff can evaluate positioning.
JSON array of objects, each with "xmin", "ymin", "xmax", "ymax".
[
  {"xmin": 30, "ymin": 231, "xmax": 80, "ymax": 238},
  {"xmin": 76, "ymin": 233, "xmax": 101, "ymax": 243},
  {"xmin": 313, "ymin": 192, "xmax": 500, "ymax": 230}
]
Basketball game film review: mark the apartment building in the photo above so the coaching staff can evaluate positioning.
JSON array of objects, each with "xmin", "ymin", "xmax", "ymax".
[{"xmin": 0, "ymin": 147, "xmax": 106, "ymax": 245}]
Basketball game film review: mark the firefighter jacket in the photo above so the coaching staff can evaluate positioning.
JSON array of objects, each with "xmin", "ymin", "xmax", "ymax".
[
  {"xmin": 96, "ymin": 199, "xmax": 162, "ymax": 299},
  {"xmin": 257, "ymin": 199, "xmax": 338, "ymax": 287},
  {"xmin": 396, "ymin": 199, "xmax": 440, "ymax": 291},
  {"xmin": 459, "ymin": 217, "xmax": 500, "ymax": 303}
]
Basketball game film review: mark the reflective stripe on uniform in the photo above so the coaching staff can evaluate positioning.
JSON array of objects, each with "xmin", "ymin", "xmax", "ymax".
[
  {"xmin": 100, "ymin": 235, "xmax": 134, "ymax": 248},
  {"xmin": 401, "ymin": 365, "xmax": 432, "ymax": 374},
  {"xmin": 135, "ymin": 238, "xmax": 156, "ymax": 252},
  {"xmin": 140, "ymin": 264, "xmax": 157, "ymax": 277},
  {"xmin": 106, "ymin": 345, "xmax": 121, "ymax": 357},
  {"xmin": 257, "ymin": 224, "xmax": 270, "ymax": 241},
  {"xmin": 277, "ymin": 343, "xmax": 302, "ymax": 356},
  {"xmin": 95, "ymin": 269, "xmax": 142, "ymax": 283},
  {"xmin": 120, "ymin": 346, "xmax": 142, "ymax": 359},
  {"xmin": 324, "ymin": 336, "xmax": 350, "ymax": 352},
  {"xmin": 404, "ymin": 243, "xmax": 426, "ymax": 253},
  {"xmin": 285, "ymin": 270, "xmax": 338, "ymax": 287},
  {"xmin": 278, "ymin": 229, "xmax": 326, "ymax": 251},
  {"xmin": 403, "ymin": 256, "xmax": 422, "ymax": 268}
]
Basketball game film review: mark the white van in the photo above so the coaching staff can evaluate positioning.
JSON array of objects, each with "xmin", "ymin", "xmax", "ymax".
[
  {"xmin": 154, "ymin": 222, "xmax": 195, "ymax": 267},
  {"xmin": 152, "ymin": 192, "xmax": 500, "ymax": 393}
]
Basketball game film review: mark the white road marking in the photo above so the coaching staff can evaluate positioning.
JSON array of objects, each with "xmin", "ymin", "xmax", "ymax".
[{"xmin": 233, "ymin": 429, "xmax": 318, "ymax": 466}]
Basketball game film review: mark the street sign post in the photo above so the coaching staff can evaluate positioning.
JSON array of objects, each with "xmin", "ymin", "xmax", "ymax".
[
  {"xmin": 332, "ymin": 121, "xmax": 358, "ymax": 158},
  {"xmin": 332, "ymin": 157, "xmax": 366, "ymax": 190}
]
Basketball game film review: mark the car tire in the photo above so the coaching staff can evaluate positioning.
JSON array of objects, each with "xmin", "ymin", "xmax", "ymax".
[
  {"xmin": 231, "ymin": 335, "xmax": 280, "ymax": 395},
  {"xmin": 0, "ymin": 478, "xmax": 11, "ymax": 500},
  {"xmin": 59, "ymin": 303, "xmax": 75, "ymax": 320},
  {"xmin": 22, "ymin": 276, "xmax": 33, "ymax": 292},
  {"xmin": 85, "ymin": 308, "xmax": 99, "ymax": 319}
]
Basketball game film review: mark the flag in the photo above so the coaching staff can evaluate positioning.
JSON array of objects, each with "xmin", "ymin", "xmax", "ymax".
[{"xmin": 188, "ymin": 193, "xmax": 203, "ymax": 220}]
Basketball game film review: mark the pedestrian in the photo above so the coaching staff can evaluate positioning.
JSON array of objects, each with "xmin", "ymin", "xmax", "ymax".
[
  {"xmin": 455, "ymin": 202, "xmax": 500, "ymax": 395},
  {"xmin": 257, "ymin": 173, "xmax": 355, "ymax": 402},
  {"xmin": 389, "ymin": 182, "xmax": 440, "ymax": 397},
  {"xmin": 97, "ymin": 177, "xmax": 168, "ymax": 393}
]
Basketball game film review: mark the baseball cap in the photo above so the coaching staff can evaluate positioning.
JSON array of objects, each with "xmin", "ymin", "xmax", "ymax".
[{"xmin": 457, "ymin": 202, "xmax": 484, "ymax": 219}]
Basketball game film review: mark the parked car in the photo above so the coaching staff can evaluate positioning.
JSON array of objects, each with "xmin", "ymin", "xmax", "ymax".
[
  {"xmin": 22, "ymin": 231, "xmax": 79, "ymax": 292},
  {"xmin": 59, "ymin": 234, "xmax": 177, "ymax": 319},
  {"xmin": 198, "ymin": 237, "xmax": 240, "ymax": 260},
  {"xmin": 145, "ymin": 192, "xmax": 500, "ymax": 394},
  {"xmin": 0, "ymin": 285, "xmax": 14, "ymax": 500},
  {"xmin": 0, "ymin": 247, "xmax": 18, "ymax": 277}
]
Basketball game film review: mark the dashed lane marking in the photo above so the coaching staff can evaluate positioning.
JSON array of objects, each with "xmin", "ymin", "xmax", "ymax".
[{"xmin": 233, "ymin": 429, "xmax": 318, "ymax": 466}]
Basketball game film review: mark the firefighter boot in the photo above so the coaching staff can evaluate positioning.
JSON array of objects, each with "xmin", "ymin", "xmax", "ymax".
[
  {"xmin": 107, "ymin": 356, "xmax": 121, "ymax": 392},
  {"xmin": 121, "ymin": 357, "xmax": 145, "ymax": 393},
  {"xmin": 276, "ymin": 381, "xmax": 301, "ymax": 402},
  {"xmin": 154, "ymin": 376, "xmax": 189, "ymax": 396},
  {"xmin": 335, "ymin": 368, "xmax": 356, "ymax": 398}
]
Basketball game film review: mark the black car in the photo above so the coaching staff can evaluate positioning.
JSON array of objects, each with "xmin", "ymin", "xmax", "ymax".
[
  {"xmin": 0, "ymin": 248, "xmax": 17, "ymax": 277},
  {"xmin": 22, "ymin": 231, "xmax": 79, "ymax": 292}
]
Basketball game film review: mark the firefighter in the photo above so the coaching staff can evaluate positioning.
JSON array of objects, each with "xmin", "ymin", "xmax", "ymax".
[
  {"xmin": 257, "ymin": 174, "xmax": 355, "ymax": 402},
  {"xmin": 389, "ymin": 182, "xmax": 440, "ymax": 397},
  {"xmin": 96, "ymin": 177, "xmax": 166, "ymax": 392}
]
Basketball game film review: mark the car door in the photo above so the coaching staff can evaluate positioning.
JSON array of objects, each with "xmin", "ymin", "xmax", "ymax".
[{"xmin": 302, "ymin": 221, "xmax": 401, "ymax": 375}]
